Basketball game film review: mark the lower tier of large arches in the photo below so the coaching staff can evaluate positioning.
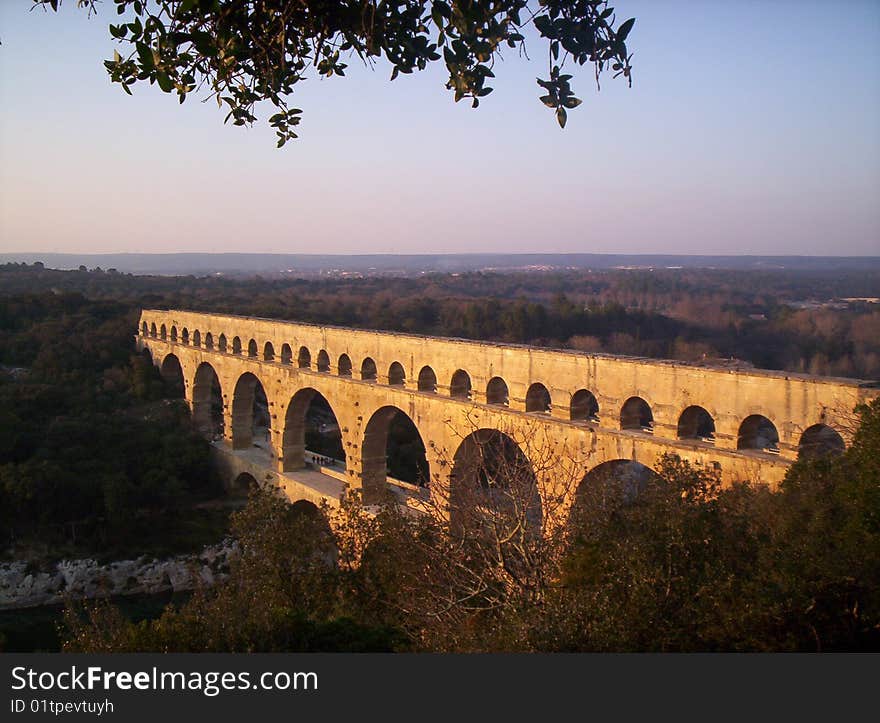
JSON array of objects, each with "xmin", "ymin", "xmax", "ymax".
[
  {"xmin": 206, "ymin": 433, "xmax": 799, "ymax": 545},
  {"xmin": 148, "ymin": 343, "xmax": 809, "ymax": 520}
]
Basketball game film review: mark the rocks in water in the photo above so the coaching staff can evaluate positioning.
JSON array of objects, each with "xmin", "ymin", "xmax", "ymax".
[{"xmin": 0, "ymin": 541, "xmax": 237, "ymax": 610}]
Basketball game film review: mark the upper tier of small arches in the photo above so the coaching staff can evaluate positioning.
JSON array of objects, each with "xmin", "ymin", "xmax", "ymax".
[{"xmin": 140, "ymin": 319, "xmax": 855, "ymax": 460}]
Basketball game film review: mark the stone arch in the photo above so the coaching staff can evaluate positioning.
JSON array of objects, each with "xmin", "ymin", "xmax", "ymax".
[
  {"xmin": 486, "ymin": 376, "xmax": 509, "ymax": 406},
  {"xmin": 361, "ymin": 406, "xmax": 429, "ymax": 501},
  {"xmin": 450, "ymin": 369, "xmax": 472, "ymax": 400},
  {"xmin": 232, "ymin": 472, "xmax": 258, "ymax": 497},
  {"xmin": 621, "ymin": 396, "xmax": 653, "ymax": 432},
  {"xmin": 737, "ymin": 415, "xmax": 779, "ymax": 453},
  {"xmin": 338, "ymin": 354, "xmax": 353, "ymax": 377},
  {"xmin": 231, "ymin": 372, "xmax": 271, "ymax": 450},
  {"xmin": 298, "ymin": 346, "xmax": 311, "ymax": 369},
  {"xmin": 141, "ymin": 321, "xmax": 148, "ymax": 336},
  {"xmin": 204, "ymin": 332, "xmax": 214, "ymax": 350},
  {"xmin": 264, "ymin": 341, "xmax": 275, "ymax": 362},
  {"xmin": 569, "ymin": 459, "xmax": 657, "ymax": 528},
  {"xmin": 285, "ymin": 500, "xmax": 337, "ymax": 566},
  {"xmin": 232, "ymin": 336, "xmax": 242, "ymax": 355},
  {"xmin": 677, "ymin": 405, "xmax": 716, "ymax": 442},
  {"xmin": 247, "ymin": 339, "xmax": 258, "ymax": 358},
  {"xmin": 450, "ymin": 429, "xmax": 542, "ymax": 534},
  {"xmin": 182, "ymin": 327, "xmax": 190, "ymax": 344},
  {"xmin": 361, "ymin": 357, "xmax": 377, "ymax": 382},
  {"xmin": 170, "ymin": 325, "xmax": 178, "ymax": 342},
  {"xmin": 192, "ymin": 362, "xmax": 223, "ymax": 439},
  {"xmin": 193, "ymin": 329, "xmax": 202, "ymax": 347},
  {"xmin": 388, "ymin": 361, "xmax": 406, "ymax": 387},
  {"xmin": 417, "ymin": 365, "xmax": 437, "ymax": 393},
  {"xmin": 798, "ymin": 424, "xmax": 845, "ymax": 459},
  {"xmin": 570, "ymin": 389, "xmax": 599, "ymax": 423},
  {"xmin": 281, "ymin": 343, "xmax": 293, "ymax": 365},
  {"xmin": 290, "ymin": 498, "xmax": 321, "ymax": 516},
  {"xmin": 282, "ymin": 388, "xmax": 346, "ymax": 472},
  {"xmin": 317, "ymin": 350, "xmax": 330, "ymax": 373},
  {"xmin": 525, "ymin": 382, "xmax": 551, "ymax": 413},
  {"xmin": 150, "ymin": 322, "xmax": 157, "ymax": 338},
  {"xmin": 218, "ymin": 334, "xmax": 227, "ymax": 352},
  {"xmin": 160, "ymin": 353, "xmax": 185, "ymax": 397},
  {"xmin": 159, "ymin": 323, "xmax": 167, "ymax": 340},
  {"xmin": 288, "ymin": 499, "xmax": 334, "ymax": 536}
]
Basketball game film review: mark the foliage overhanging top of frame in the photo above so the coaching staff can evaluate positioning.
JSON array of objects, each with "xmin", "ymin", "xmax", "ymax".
[{"xmin": 37, "ymin": 0, "xmax": 634, "ymax": 145}]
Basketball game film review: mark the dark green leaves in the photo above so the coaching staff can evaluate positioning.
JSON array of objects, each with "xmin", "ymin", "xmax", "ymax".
[
  {"xmin": 135, "ymin": 41, "xmax": 153, "ymax": 69},
  {"xmin": 533, "ymin": 15, "xmax": 554, "ymax": 38},
  {"xmin": 617, "ymin": 18, "xmax": 635, "ymax": 42},
  {"xmin": 538, "ymin": 65, "xmax": 583, "ymax": 129},
  {"xmin": 556, "ymin": 106, "xmax": 567, "ymax": 128},
  {"xmin": 189, "ymin": 31, "xmax": 217, "ymax": 57},
  {"xmin": 156, "ymin": 71, "xmax": 173, "ymax": 92},
  {"xmin": 38, "ymin": 0, "xmax": 635, "ymax": 144},
  {"xmin": 268, "ymin": 107, "xmax": 302, "ymax": 147}
]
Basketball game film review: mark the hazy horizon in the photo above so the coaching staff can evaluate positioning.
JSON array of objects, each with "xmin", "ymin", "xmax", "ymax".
[
  {"xmin": 4, "ymin": 251, "xmax": 880, "ymax": 278},
  {"xmin": 1, "ymin": 1, "xmax": 878, "ymax": 255}
]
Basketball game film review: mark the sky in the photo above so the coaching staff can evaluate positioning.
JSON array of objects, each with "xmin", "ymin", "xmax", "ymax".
[{"xmin": 0, "ymin": 0, "xmax": 878, "ymax": 256}]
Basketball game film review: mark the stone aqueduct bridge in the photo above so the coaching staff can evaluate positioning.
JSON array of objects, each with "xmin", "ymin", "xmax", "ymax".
[{"xmin": 137, "ymin": 309, "xmax": 878, "ymax": 511}]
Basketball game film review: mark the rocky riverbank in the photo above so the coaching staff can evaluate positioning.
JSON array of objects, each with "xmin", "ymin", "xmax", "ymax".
[{"xmin": 0, "ymin": 542, "xmax": 236, "ymax": 610}]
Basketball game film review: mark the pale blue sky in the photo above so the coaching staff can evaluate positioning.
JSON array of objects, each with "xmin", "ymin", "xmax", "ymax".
[{"xmin": 1, "ymin": 0, "xmax": 878, "ymax": 255}]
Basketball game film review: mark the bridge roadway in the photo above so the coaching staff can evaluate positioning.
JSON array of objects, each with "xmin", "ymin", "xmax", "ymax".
[
  {"xmin": 210, "ymin": 439, "xmax": 424, "ymax": 512},
  {"xmin": 137, "ymin": 309, "xmax": 878, "ymax": 511}
]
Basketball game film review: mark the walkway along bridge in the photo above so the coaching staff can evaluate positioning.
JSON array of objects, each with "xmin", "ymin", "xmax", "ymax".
[{"xmin": 137, "ymin": 310, "xmax": 879, "ymax": 518}]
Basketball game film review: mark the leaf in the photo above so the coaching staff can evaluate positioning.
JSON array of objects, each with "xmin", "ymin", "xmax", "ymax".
[
  {"xmin": 136, "ymin": 42, "xmax": 153, "ymax": 68},
  {"xmin": 563, "ymin": 97, "xmax": 582, "ymax": 109},
  {"xmin": 432, "ymin": 0, "xmax": 451, "ymax": 19},
  {"xmin": 191, "ymin": 31, "xmax": 217, "ymax": 57},
  {"xmin": 556, "ymin": 106, "xmax": 567, "ymax": 128},
  {"xmin": 156, "ymin": 72, "xmax": 174, "ymax": 93},
  {"xmin": 534, "ymin": 15, "xmax": 553, "ymax": 37},
  {"xmin": 617, "ymin": 18, "xmax": 636, "ymax": 42}
]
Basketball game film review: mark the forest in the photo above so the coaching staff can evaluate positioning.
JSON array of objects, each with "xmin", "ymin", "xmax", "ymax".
[
  {"xmin": 62, "ymin": 405, "xmax": 880, "ymax": 653},
  {"xmin": 3, "ymin": 261, "xmax": 879, "ymax": 377},
  {"xmin": 0, "ymin": 286, "xmax": 221, "ymax": 562},
  {"xmin": 0, "ymin": 261, "xmax": 878, "ymax": 652}
]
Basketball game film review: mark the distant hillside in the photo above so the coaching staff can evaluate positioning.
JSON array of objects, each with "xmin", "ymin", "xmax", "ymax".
[{"xmin": 2, "ymin": 253, "xmax": 879, "ymax": 277}]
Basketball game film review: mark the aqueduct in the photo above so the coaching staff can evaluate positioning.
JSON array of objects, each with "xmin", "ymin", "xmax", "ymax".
[{"xmin": 138, "ymin": 309, "xmax": 878, "ymax": 516}]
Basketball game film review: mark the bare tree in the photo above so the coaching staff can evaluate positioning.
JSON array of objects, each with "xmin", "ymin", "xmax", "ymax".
[{"xmin": 333, "ymin": 413, "xmax": 588, "ymax": 650}]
